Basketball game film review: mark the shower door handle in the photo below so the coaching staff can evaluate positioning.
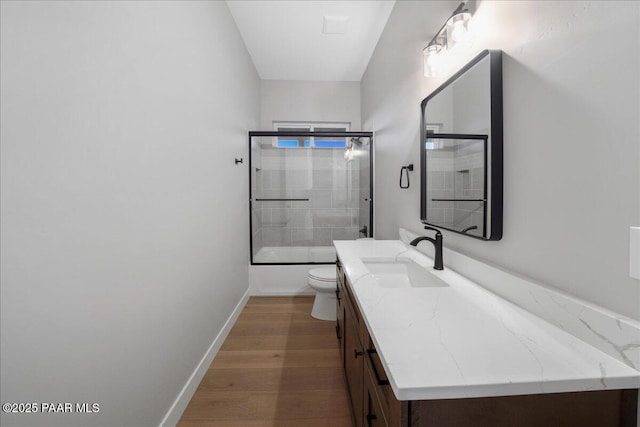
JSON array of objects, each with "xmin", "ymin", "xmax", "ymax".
[{"xmin": 254, "ymin": 198, "xmax": 309, "ymax": 202}]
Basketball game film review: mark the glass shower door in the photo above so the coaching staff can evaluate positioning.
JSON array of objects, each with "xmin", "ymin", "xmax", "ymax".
[
  {"xmin": 352, "ymin": 137, "xmax": 372, "ymax": 238},
  {"xmin": 249, "ymin": 131, "xmax": 373, "ymax": 264}
]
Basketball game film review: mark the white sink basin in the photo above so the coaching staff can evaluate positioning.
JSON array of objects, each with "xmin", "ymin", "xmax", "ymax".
[{"xmin": 361, "ymin": 257, "xmax": 449, "ymax": 288}]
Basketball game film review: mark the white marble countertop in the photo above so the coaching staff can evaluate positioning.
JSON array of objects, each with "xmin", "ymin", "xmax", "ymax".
[{"xmin": 334, "ymin": 239, "xmax": 640, "ymax": 401}]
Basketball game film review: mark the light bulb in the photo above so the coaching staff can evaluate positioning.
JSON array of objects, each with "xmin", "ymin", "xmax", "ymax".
[
  {"xmin": 446, "ymin": 12, "xmax": 471, "ymax": 51},
  {"xmin": 450, "ymin": 20, "xmax": 467, "ymax": 42},
  {"xmin": 423, "ymin": 43, "xmax": 442, "ymax": 77}
]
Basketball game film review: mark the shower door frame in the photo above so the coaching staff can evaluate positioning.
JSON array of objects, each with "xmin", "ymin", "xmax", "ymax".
[{"xmin": 248, "ymin": 131, "xmax": 374, "ymax": 265}]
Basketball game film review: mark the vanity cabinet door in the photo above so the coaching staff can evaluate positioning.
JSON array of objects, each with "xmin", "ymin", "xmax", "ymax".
[
  {"xmin": 364, "ymin": 360, "xmax": 389, "ymax": 427},
  {"xmin": 336, "ymin": 260, "xmax": 345, "ymax": 362},
  {"xmin": 366, "ymin": 337, "xmax": 406, "ymax": 427},
  {"xmin": 336, "ymin": 295, "xmax": 344, "ymax": 362},
  {"xmin": 338, "ymin": 257, "xmax": 406, "ymax": 427},
  {"xmin": 344, "ymin": 305, "xmax": 364, "ymax": 427}
]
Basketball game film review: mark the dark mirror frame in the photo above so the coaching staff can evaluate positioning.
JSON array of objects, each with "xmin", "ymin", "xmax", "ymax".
[{"xmin": 420, "ymin": 49, "xmax": 503, "ymax": 241}]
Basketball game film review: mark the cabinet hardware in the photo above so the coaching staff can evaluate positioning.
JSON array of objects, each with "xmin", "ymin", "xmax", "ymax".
[
  {"xmin": 354, "ymin": 349, "xmax": 364, "ymax": 358},
  {"xmin": 335, "ymin": 325, "xmax": 342, "ymax": 340},
  {"xmin": 367, "ymin": 349, "xmax": 390, "ymax": 386},
  {"xmin": 366, "ymin": 413, "xmax": 377, "ymax": 426}
]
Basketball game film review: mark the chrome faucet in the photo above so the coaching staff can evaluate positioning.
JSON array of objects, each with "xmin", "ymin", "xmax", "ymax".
[{"xmin": 409, "ymin": 226, "xmax": 444, "ymax": 270}]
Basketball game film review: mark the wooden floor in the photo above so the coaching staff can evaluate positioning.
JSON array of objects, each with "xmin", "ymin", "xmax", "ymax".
[{"xmin": 177, "ymin": 296, "xmax": 352, "ymax": 427}]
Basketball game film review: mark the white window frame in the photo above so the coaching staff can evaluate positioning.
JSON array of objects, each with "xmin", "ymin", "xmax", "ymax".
[
  {"xmin": 272, "ymin": 121, "xmax": 350, "ymax": 132},
  {"xmin": 272, "ymin": 122, "xmax": 350, "ymax": 148}
]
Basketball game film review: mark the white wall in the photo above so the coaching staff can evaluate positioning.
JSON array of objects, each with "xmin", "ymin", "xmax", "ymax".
[
  {"xmin": 362, "ymin": 0, "xmax": 640, "ymax": 320},
  {"xmin": 261, "ymin": 80, "xmax": 361, "ymax": 130},
  {"xmin": 0, "ymin": 2, "xmax": 259, "ymax": 426}
]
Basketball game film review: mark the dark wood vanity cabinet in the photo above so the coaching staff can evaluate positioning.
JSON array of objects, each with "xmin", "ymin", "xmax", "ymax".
[
  {"xmin": 337, "ymin": 258, "xmax": 365, "ymax": 427},
  {"xmin": 344, "ymin": 301, "xmax": 364, "ymax": 427},
  {"xmin": 336, "ymin": 258, "xmax": 345, "ymax": 362},
  {"xmin": 364, "ymin": 365, "xmax": 388, "ymax": 427},
  {"xmin": 335, "ymin": 258, "xmax": 638, "ymax": 427},
  {"xmin": 364, "ymin": 334, "xmax": 406, "ymax": 427},
  {"xmin": 337, "ymin": 258, "xmax": 408, "ymax": 427}
]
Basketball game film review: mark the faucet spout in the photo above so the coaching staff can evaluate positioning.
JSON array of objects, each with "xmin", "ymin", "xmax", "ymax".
[{"xmin": 409, "ymin": 226, "xmax": 444, "ymax": 270}]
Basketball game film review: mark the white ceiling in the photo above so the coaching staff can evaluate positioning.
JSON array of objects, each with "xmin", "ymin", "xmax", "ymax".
[{"xmin": 226, "ymin": 0, "xmax": 396, "ymax": 82}]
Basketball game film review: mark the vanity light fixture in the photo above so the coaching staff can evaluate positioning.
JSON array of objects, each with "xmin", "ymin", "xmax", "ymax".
[
  {"xmin": 423, "ymin": 2, "xmax": 473, "ymax": 77},
  {"xmin": 423, "ymin": 43, "xmax": 443, "ymax": 78},
  {"xmin": 446, "ymin": 7, "xmax": 472, "ymax": 51}
]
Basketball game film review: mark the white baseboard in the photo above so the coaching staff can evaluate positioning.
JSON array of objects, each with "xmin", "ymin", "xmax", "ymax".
[{"xmin": 159, "ymin": 289, "xmax": 250, "ymax": 427}]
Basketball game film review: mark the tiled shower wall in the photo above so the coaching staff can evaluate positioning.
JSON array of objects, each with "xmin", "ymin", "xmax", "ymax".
[
  {"xmin": 252, "ymin": 142, "xmax": 361, "ymax": 257},
  {"xmin": 426, "ymin": 147, "xmax": 484, "ymax": 234},
  {"xmin": 453, "ymin": 149, "xmax": 484, "ymax": 233}
]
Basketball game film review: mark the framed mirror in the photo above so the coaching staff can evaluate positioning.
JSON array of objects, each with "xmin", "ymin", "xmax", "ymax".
[{"xmin": 420, "ymin": 49, "xmax": 503, "ymax": 240}]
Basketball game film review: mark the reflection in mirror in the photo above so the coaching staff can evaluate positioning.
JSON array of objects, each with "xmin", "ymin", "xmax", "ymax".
[
  {"xmin": 420, "ymin": 49, "xmax": 502, "ymax": 240},
  {"xmin": 425, "ymin": 135, "xmax": 486, "ymax": 238}
]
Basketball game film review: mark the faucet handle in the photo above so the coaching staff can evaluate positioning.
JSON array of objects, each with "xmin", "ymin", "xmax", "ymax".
[{"xmin": 423, "ymin": 225, "xmax": 442, "ymax": 236}]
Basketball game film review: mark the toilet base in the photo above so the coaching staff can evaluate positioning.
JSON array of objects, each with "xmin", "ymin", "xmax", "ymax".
[{"xmin": 311, "ymin": 290, "xmax": 336, "ymax": 321}]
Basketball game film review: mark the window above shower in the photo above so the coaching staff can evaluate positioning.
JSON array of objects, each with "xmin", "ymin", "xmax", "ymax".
[
  {"xmin": 249, "ymin": 128, "xmax": 373, "ymax": 265},
  {"xmin": 272, "ymin": 122, "xmax": 351, "ymax": 149}
]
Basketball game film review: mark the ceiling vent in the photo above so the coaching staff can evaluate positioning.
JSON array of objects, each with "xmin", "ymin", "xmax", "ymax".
[{"xmin": 323, "ymin": 16, "xmax": 349, "ymax": 35}]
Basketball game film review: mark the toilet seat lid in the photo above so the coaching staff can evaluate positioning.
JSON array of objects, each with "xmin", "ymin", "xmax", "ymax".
[{"xmin": 308, "ymin": 267, "xmax": 336, "ymax": 282}]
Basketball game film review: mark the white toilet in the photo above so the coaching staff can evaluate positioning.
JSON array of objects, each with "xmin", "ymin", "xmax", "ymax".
[
  {"xmin": 307, "ymin": 266, "xmax": 337, "ymax": 321},
  {"xmin": 308, "ymin": 239, "xmax": 373, "ymax": 320}
]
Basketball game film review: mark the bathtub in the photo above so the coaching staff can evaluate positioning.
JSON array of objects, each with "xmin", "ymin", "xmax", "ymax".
[
  {"xmin": 249, "ymin": 246, "xmax": 336, "ymax": 295},
  {"xmin": 252, "ymin": 245, "xmax": 336, "ymax": 264}
]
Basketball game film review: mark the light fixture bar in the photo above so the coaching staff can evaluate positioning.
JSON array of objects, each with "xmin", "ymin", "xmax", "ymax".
[
  {"xmin": 422, "ymin": 1, "xmax": 473, "ymax": 77},
  {"xmin": 425, "ymin": 2, "xmax": 468, "ymax": 49}
]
